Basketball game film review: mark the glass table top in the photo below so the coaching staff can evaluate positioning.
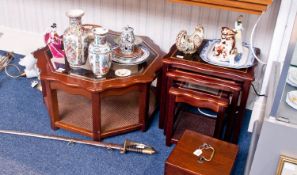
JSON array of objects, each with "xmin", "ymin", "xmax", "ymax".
[{"xmin": 47, "ymin": 32, "xmax": 158, "ymax": 81}]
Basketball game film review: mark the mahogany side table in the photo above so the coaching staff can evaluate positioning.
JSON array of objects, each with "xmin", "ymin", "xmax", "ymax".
[
  {"xmin": 159, "ymin": 43, "xmax": 260, "ymax": 143},
  {"xmin": 165, "ymin": 130, "xmax": 238, "ymax": 175},
  {"xmin": 33, "ymin": 29, "xmax": 164, "ymax": 141}
]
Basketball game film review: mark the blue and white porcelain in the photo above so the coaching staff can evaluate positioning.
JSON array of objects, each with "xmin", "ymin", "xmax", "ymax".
[{"xmin": 199, "ymin": 39, "xmax": 255, "ymax": 69}]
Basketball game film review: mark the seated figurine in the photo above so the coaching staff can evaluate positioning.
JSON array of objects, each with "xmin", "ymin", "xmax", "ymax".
[{"xmin": 213, "ymin": 27, "xmax": 237, "ymax": 63}]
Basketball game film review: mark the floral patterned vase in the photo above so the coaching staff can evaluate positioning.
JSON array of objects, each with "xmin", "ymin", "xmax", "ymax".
[
  {"xmin": 63, "ymin": 9, "xmax": 88, "ymax": 68},
  {"xmin": 88, "ymin": 27, "xmax": 112, "ymax": 78}
]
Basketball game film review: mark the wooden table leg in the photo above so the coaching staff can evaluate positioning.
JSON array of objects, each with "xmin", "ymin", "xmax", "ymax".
[
  {"xmin": 163, "ymin": 77, "xmax": 173, "ymax": 134},
  {"xmin": 165, "ymin": 93, "xmax": 175, "ymax": 146},
  {"xmin": 44, "ymin": 81, "xmax": 59, "ymax": 130},
  {"xmin": 156, "ymin": 69, "xmax": 162, "ymax": 105},
  {"xmin": 159, "ymin": 64, "xmax": 168, "ymax": 129},
  {"xmin": 225, "ymin": 91, "xmax": 240, "ymax": 141},
  {"xmin": 40, "ymin": 80, "xmax": 46, "ymax": 102},
  {"xmin": 214, "ymin": 106, "xmax": 226, "ymax": 139},
  {"xmin": 92, "ymin": 93, "xmax": 101, "ymax": 141},
  {"xmin": 232, "ymin": 81, "xmax": 252, "ymax": 143},
  {"xmin": 139, "ymin": 84, "xmax": 150, "ymax": 131}
]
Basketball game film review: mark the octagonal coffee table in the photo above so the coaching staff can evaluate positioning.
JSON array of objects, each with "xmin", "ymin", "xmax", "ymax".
[{"xmin": 33, "ymin": 28, "xmax": 164, "ymax": 141}]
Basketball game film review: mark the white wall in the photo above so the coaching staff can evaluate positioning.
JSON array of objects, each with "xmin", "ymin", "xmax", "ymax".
[
  {"xmin": 0, "ymin": 0, "xmax": 281, "ymax": 107},
  {"xmin": 250, "ymin": 118, "xmax": 297, "ymax": 175},
  {"xmin": 0, "ymin": 0, "xmax": 280, "ymax": 54}
]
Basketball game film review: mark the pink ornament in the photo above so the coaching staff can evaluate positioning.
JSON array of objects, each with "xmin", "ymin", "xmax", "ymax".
[{"xmin": 44, "ymin": 23, "xmax": 65, "ymax": 58}]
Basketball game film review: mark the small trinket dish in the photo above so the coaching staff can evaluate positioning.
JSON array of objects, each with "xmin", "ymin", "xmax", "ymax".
[
  {"xmin": 115, "ymin": 69, "xmax": 131, "ymax": 77},
  {"xmin": 286, "ymin": 91, "xmax": 297, "ymax": 110},
  {"xmin": 287, "ymin": 67, "xmax": 297, "ymax": 87}
]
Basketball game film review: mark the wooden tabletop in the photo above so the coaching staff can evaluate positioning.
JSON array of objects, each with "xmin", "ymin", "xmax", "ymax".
[
  {"xmin": 33, "ymin": 30, "xmax": 165, "ymax": 93},
  {"xmin": 163, "ymin": 42, "xmax": 260, "ymax": 82}
]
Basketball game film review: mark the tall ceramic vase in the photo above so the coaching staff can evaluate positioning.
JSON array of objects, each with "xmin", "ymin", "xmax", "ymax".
[
  {"xmin": 88, "ymin": 27, "xmax": 112, "ymax": 78},
  {"xmin": 63, "ymin": 9, "xmax": 88, "ymax": 68}
]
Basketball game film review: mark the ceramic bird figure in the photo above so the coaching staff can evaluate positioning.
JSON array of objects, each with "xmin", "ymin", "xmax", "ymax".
[{"xmin": 176, "ymin": 25, "xmax": 204, "ymax": 54}]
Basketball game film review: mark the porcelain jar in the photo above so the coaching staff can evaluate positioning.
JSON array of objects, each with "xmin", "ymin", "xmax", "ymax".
[
  {"xmin": 88, "ymin": 27, "xmax": 112, "ymax": 78},
  {"xmin": 63, "ymin": 9, "xmax": 88, "ymax": 68},
  {"xmin": 119, "ymin": 26, "xmax": 135, "ymax": 55}
]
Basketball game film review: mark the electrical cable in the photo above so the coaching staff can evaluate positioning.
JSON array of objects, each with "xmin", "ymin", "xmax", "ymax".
[
  {"xmin": 0, "ymin": 52, "xmax": 24, "ymax": 78},
  {"xmin": 251, "ymin": 83, "xmax": 267, "ymax": 97},
  {"xmin": 250, "ymin": 12, "xmax": 267, "ymax": 65},
  {"xmin": 5, "ymin": 64, "xmax": 23, "ymax": 78}
]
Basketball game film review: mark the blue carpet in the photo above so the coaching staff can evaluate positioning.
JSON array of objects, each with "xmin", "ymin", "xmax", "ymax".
[{"xmin": 0, "ymin": 51, "xmax": 251, "ymax": 175}]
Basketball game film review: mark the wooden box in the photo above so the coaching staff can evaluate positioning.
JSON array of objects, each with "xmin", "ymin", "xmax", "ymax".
[{"xmin": 165, "ymin": 130, "xmax": 238, "ymax": 175}]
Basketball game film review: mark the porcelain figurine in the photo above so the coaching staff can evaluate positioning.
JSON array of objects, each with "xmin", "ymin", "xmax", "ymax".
[
  {"xmin": 234, "ymin": 15, "xmax": 244, "ymax": 54},
  {"xmin": 88, "ymin": 27, "xmax": 112, "ymax": 78},
  {"xmin": 213, "ymin": 27, "xmax": 238, "ymax": 63},
  {"xmin": 44, "ymin": 23, "xmax": 65, "ymax": 59},
  {"xmin": 119, "ymin": 26, "xmax": 136, "ymax": 55},
  {"xmin": 175, "ymin": 25, "xmax": 204, "ymax": 54},
  {"xmin": 63, "ymin": 9, "xmax": 88, "ymax": 68}
]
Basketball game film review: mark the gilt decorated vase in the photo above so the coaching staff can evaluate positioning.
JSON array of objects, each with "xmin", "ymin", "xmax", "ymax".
[
  {"xmin": 88, "ymin": 27, "xmax": 112, "ymax": 78},
  {"xmin": 63, "ymin": 9, "xmax": 88, "ymax": 68}
]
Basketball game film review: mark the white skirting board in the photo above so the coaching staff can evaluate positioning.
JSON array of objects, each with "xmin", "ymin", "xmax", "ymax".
[{"xmin": 248, "ymin": 97, "xmax": 267, "ymax": 132}]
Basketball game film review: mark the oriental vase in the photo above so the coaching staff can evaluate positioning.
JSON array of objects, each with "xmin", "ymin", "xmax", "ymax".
[
  {"xmin": 88, "ymin": 27, "xmax": 112, "ymax": 78},
  {"xmin": 63, "ymin": 9, "xmax": 88, "ymax": 68}
]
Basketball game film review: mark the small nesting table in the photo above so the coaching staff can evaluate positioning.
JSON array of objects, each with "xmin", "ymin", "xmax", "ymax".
[
  {"xmin": 33, "ymin": 28, "xmax": 164, "ymax": 141},
  {"xmin": 159, "ymin": 43, "xmax": 260, "ymax": 143},
  {"xmin": 165, "ymin": 130, "xmax": 238, "ymax": 175}
]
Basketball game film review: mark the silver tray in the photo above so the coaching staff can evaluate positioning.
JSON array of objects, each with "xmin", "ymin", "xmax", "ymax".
[
  {"xmin": 199, "ymin": 39, "xmax": 255, "ymax": 69},
  {"xmin": 112, "ymin": 46, "xmax": 150, "ymax": 65}
]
